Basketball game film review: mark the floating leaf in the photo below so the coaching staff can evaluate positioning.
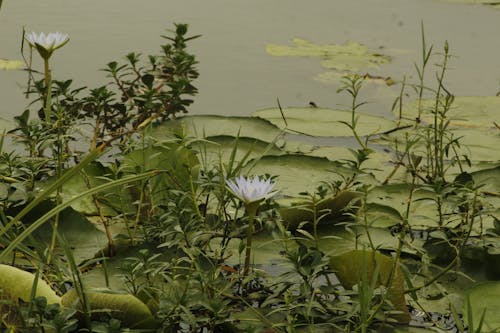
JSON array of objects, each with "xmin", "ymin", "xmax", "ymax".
[
  {"xmin": 213, "ymin": 233, "xmax": 297, "ymax": 271},
  {"xmin": 151, "ymin": 115, "xmax": 283, "ymax": 144},
  {"xmin": 57, "ymin": 162, "xmax": 131, "ymax": 216},
  {"xmin": 367, "ymin": 184, "xmax": 441, "ymax": 229},
  {"xmin": 0, "ymin": 264, "xmax": 61, "ymax": 305},
  {"xmin": 454, "ymin": 128, "xmax": 500, "ymax": 163},
  {"xmin": 279, "ymin": 190, "xmax": 360, "ymax": 230},
  {"xmin": 62, "ymin": 289, "xmax": 156, "ymax": 328},
  {"xmin": 34, "ymin": 208, "xmax": 108, "ymax": 264},
  {"xmin": 0, "ymin": 117, "xmax": 13, "ymax": 132},
  {"xmin": 123, "ymin": 141, "xmax": 200, "ymax": 203},
  {"xmin": 308, "ymin": 146, "xmax": 394, "ymax": 182},
  {"xmin": 0, "ymin": 59, "xmax": 24, "ymax": 70},
  {"xmin": 401, "ymin": 96, "xmax": 500, "ymax": 130},
  {"xmin": 329, "ymin": 249, "xmax": 411, "ymax": 323},
  {"xmin": 191, "ymin": 135, "xmax": 284, "ymax": 168},
  {"xmin": 472, "ymin": 165, "xmax": 500, "ymax": 221},
  {"xmin": 465, "ymin": 282, "xmax": 500, "ymax": 332},
  {"xmin": 242, "ymin": 154, "xmax": 352, "ymax": 197},
  {"xmin": 253, "ymin": 107, "xmax": 397, "ymax": 137},
  {"xmin": 266, "ymin": 38, "xmax": 390, "ymax": 72},
  {"xmin": 440, "ymin": 0, "xmax": 500, "ymax": 5},
  {"xmin": 315, "ymin": 71, "xmax": 395, "ymax": 86},
  {"xmin": 316, "ymin": 224, "xmax": 423, "ymax": 256}
]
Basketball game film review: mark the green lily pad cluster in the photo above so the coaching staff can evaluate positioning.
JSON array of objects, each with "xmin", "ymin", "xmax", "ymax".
[
  {"xmin": 266, "ymin": 38, "xmax": 392, "ymax": 85},
  {"xmin": 266, "ymin": 38, "xmax": 390, "ymax": 72}
]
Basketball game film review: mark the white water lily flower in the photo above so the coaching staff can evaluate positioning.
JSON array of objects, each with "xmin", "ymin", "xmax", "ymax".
[
  {"xmin": 25, "ymin": 31, "xmax": 69, "ymax": 59},
  {"xmin": 226, "ymin": 176, "xmax": 278, "ymax": 205}
]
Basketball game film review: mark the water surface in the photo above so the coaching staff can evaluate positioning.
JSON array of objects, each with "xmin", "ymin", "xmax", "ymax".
[{"xmin": 1, "ymin": 0, "xmax": 499, "ymax": 122}]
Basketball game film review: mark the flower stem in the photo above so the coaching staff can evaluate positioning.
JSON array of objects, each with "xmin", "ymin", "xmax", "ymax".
[
  {"xmin": 43, "ymin": 57, "xmax": 52, "ymax": 124},
  {"xmin": 243, "ymin": 203, "xmax": 258, "ymax": 277}
]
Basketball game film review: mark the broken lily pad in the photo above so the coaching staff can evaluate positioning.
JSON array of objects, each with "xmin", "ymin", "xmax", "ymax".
[
  {"xmin": 315, "ymin": 71, "xmax": 396, "ymax": 86},
  {"xmin": 440, "ymin": 0, "xmax": 500, "ymax": 5},
  {"xmin": 266, "ymin": 38, "xmax": 390, "ymax": 72},
  {"xmin": 0, "ymin": 59, "xmax": 24, "ymax": 70},
  {"xmin": 253, "ymin": 107, "xmax": 397, "ymax": 137}
]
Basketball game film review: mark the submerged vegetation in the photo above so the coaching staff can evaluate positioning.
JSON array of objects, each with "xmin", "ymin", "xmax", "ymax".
[{"xmin": 0, "ymin": 21, "xmax": 500, "ymax": 333}]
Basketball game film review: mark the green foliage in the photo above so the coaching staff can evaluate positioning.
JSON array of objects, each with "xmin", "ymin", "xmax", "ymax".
[{"xmin": 1, "ymin": 19, "xmax": 500, "ymax": 333}]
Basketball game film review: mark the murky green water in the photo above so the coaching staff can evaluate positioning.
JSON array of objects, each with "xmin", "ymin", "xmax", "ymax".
[{"xmin": 1, "ymin": 0, "xmax": 499, "ymax": 121}]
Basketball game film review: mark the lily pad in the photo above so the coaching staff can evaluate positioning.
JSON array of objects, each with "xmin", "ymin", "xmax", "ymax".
[
  {"xmin": 316, "ymin": 225, "xmax": 423, "ymax": 256},
  {"xmin": 329, "ymin": 249, "xmax": 411, "ymax": 323},
  {"xmin": 62, "ymin": 289, "xmax": 156, "ymax": 329},
  {"xmin": 401, "ymin": 96, "xmax": 500, "ymax": 130},
  {"xmin": 454, "ymin": 128, "xmax": 500, "ymax": 163},
  {"xmin": 0, "ymin": 264, "xmax": 61, "ymax": 305},
  {"xmin": 151, "ymin": 115, "xmax": 284, "ymax": 144},
  {"xmin": 34, "ymin": 208, "xmax": 108, "ymax": 264},
  {"xmin": 58, "ymin": 162, "xmax": 132, "ymax": 216},
  {"xmin": 242, "ymin": 154, "xmax": 352, "ymax": 197},
  {"xmin": 0, "ymin": 59, "xmax": 24, "ymax": 70},
  {"xmin": 253, "ymin": 107, "xmax": 397, "ymax": 137},
  {"xmin": 471, "ymin": 165, "xmax": 500, "ymax": 220},
  {"xmin": 440, "ymin": 0, "xmax": 500, "ymax": 5},
  {"xmin": 192, "ymin": 135, "xmax": 284, "ymax": 169},
  {"xmin": 367, "ymin": 184, "xmax": 440, "ymax": 229},
  {"xmin": 123, "ymin": 141, "xmax": 200, "ymax": 203},
  {"xmin": 308, "ymin": 146, "xmax": 395, "ymax": 182},
  {"xmin": 315, "ymin": 71, "xmax": 396, "ymax": 86},
  {"xmin": 0, "ymin": 117, "xmax": 13, "ymax": 132},
  {"xmin": 279, "ymin": 190, "xmax": 360, "ymax": 230},
  {"xmin": 465, "ymin": 282, "xmax": 500, "ymax": 332},
  {"xmin": 213, "ymin": 233, "xmax": 297, "ymax": 271},
  {"xmin": 266, "ymin": 38, "xmax": 390, "ymax": 72}
]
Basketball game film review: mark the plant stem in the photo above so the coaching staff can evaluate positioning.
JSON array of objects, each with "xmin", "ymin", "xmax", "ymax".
[
  {"xmin": 43, "ymin": 58, "xmax": 52, "ymax": 125},
  {"xmin": 243, "ymin": 203, "xmax": 258, "ymax": 277},
  {"xmin": 46, "ymin": 110, "xmax": 63, "ymax": 264}
]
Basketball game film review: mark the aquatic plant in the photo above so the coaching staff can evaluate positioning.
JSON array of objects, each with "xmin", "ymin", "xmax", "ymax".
[
  {"xmin": 226, "ymin": 175, "xmax": 278, "ymax": 276},
  {"xmin": 25, "ymin": 31, "xmax": 69, "ymax": 125},
  {"xmin": 1, "ymin": 20, "xmax": 500, "ymax": 333}
]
